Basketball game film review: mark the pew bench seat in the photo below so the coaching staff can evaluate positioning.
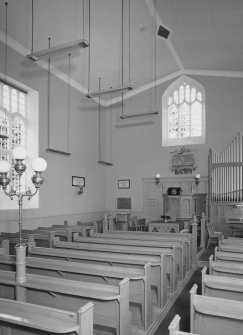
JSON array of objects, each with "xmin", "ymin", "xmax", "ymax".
[
  {"xmin": 190, "ymin": 284, "xmax": 243, "ymax": 335},
  {"xmin": 202, "ymin": 266, "xmax": 243, "ymax": 301},
  {"xmin": 0, "ymin": 254, "xmax": 153, "ymax": 330},
  {"xmin": 0, "ymin": 297, "xmax": 93, "ymax": 334},
  {"xmin": 27, "ymin": 242, "xmax": 167, "ymax": 309},
  {"xmin": 0, "ymin": 270, "xmax": 130, "ymax": 335}
]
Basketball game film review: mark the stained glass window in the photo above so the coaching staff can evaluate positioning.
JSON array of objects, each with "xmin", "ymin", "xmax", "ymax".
[{"xmin": 162, "ymin": 76, "xmax": 205, "ymax": 147}]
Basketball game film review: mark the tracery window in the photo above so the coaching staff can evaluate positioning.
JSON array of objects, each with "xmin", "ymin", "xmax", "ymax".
[
  {"xmin": 0, "ymin": 80, "xmax": 27, "ymax": 194},
  {"xmin": 162, "ymin": 76, "xmax": 205, "ymax": 147}
]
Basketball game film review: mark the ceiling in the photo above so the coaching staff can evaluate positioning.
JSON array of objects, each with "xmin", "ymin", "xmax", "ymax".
[{"xmin": 1, "ymin": 0, "xmax": 243, "ymax": 106}]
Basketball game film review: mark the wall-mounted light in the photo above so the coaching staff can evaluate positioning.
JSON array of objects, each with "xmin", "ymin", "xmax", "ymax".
[
  {"xmin": 155, "ymin": 173, "xmax": 160, "ymax": 184},
  {"xmin": 194, "ymin": 174, "xmax": 200, "ymax": 186}
]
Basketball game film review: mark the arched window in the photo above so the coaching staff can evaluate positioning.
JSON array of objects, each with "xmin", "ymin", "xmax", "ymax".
[{"xmin": 162, "ymin": 76, "xmax": 205, "ymax": 147}]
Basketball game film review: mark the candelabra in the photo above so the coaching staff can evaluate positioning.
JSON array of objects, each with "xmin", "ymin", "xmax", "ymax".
[{"xmin": 0, "ymin": 146, "xmax": 47, "ymax": 283}]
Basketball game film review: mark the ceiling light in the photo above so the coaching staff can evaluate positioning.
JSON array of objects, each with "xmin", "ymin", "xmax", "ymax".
[
  {"xmin": 120, "ymin": 111, "xmax": 158, "ymax": 119},
  {"xmin": 86, "ymin": 84, "xmax": 133, "ymax": 98},
  {"xmin": 26, "ymin": 39, "xmax": 89, "ymax": 62}
]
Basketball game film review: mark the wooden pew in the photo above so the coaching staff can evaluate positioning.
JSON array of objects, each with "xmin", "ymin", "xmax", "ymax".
[
  {"xmin": 0, "ymin": 231, "xmax": 54, "ymax": 250},
  {"xmin": 214, "ymin": 246, "xmax": 243, "ymax": 263},
  {"xmin": 51, "ymin": 222, "xmax": 98, "ymax": 236},
  {"xmin": 102, "ymin": 227, "xmax": 194, "ymax": 267},
  {"xmin": 27, "ymin": 240, "xmax": 167, "ymax": 308},
  {"xmin": 0, "ymin": 240, "xmax": 9, "ymax": 255},
  {"xmin": 201, "ymin": 266, "xmax": 243, "ymax": 301},
  {"xmin": 0, "ymin": 297, "xmax": 93, "ymax": 335},
  {"xmin": 73, "ymin": 235, "xmax": 184, "ymax": 281},
  {"xmin": 168, "ymin": 314, "xmax": 199, "ymax": 335},
  {"xmin": 52, "ymin": 237, "xmax": 178, "ymax": 291},
  {"xmin": 0, "ymin": 269, "xmax": 130, "ymax": 335},
  {"xmin": 89, "ymin": 231, "xmax": 191, "ymax": 274},
  {"xmin": 218, "ymin": 239, "xmax": 243, "ymax": 253},
  {"xmin": 190, "ymin": 283, "xmax": 243, "ymax": 335},
  {"xmin": 0, "ymin": 254, "xmax": 153, "ymax": 331},
  {"xmin": 209, "ymin": 255, "xmax": 243, "ymax": 279}
]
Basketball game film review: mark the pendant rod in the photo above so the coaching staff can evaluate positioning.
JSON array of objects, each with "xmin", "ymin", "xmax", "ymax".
[
  {"xmin": 87, "ymin": 0, "xmax": 91, "ymax": 94},
  {"xmin": 31, "ymin": 0, "xmax": 34, "ymax": 52},
  {"xmin": 4, "ymin": 2, "xmax": 8, "ymax": 81}
]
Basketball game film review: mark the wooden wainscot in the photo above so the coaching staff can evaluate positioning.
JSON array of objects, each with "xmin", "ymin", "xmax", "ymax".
[
  {"xmin": 0, "ymin": 297, "xmax": 94, "ymax": 335},
  {"xmin": 190, "ymin": 283, "xmax": 243, "ymax": 335}
]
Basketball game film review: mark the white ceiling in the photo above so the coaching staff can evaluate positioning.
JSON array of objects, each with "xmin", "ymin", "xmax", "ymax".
[{"xmin": 1, "ymin": 0, "xmax": 243, "ymax": 105}]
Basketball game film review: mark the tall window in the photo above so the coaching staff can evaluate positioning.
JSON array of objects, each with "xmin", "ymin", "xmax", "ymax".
[
  {"xmin": 0, "ymin": 80, "xmax": 27, "ymax": 193},
  {"xmin": 162, "ymin": 76, "xmax": 205, "ymax": 147},
  {"xmin": 0, "ymin": 76, "xmax": 39, "ymax": 210}
]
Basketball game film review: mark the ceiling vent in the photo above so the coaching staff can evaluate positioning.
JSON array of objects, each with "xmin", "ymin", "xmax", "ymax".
[{"xmin": 157, "ymin": 25, "xmax": 170, "ymax": 39}]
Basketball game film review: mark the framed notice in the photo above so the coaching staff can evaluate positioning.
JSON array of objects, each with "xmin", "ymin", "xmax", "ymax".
[
  {"xmin": 72, "ymin": 176, "xmax": 85, "ymax": 187},
  {"xmin": 118, "ymin": 179, "xmax": 130, "ymax": 189}
]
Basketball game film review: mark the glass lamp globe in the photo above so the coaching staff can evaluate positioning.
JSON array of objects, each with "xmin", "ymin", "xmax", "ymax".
[
  {"xmin": 155, "ymin": 174, "xmax": 161, "ymax": 179},
  {"xmin": 12, "ymin": 146, "xmax": 27, "ymax": 160},
  {"xmin": 195, "ymin": 174, "xmax": 200, "ymax": 179},
  {"xmin": 0, "ymin": 160, "xmax": 11, "ymax": 173},
  {"xmin": 31, "ymin": 157, "xmax": 47, "ymax": 172}
]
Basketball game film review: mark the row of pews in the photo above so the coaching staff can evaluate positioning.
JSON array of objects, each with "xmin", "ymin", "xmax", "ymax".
[
  {"xmin": 168, "ymin": 234, "xmax": 243, "ymax": 335},
  {"xmin": 0, "ymin": 216, "xmax": 199, "ymax": 335}
]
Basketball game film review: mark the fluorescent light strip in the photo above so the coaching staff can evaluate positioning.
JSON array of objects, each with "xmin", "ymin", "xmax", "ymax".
[
  {"xmin": 26, "ymin": 39, "xmax": 89, "ymax": 62},
  {"xmin": 86, "ymin": 84, "xmax": 133, "ymax": 98},
  {"xmin": 120, "ymin": 111, "xmax": 158, "ymax": 119}
]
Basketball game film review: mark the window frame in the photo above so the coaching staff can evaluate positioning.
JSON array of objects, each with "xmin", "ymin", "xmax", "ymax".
[
  {"xmin": 0, "ymin": 74, "xmax": 39, "ymax": 210},
  {"xmin": 162, "ymin": 75, "xmax": 206, "ymax": 147}
]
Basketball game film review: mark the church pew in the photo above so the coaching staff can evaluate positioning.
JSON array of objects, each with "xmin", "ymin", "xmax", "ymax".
[
  {"xmin": 104, "ymin": 214, "xmax": 198, "ymax": 263},
  {"xmin": 218, "ymin": 239, "xmax": 243, "ymax": 253},
  {"xmin": 51, "ymin": 222, "xmax": 98, "ymax": 236},
  {"xmin": 27, "ymin": 240, "xmax": 167, "ymax": 307},
  {"xmin": 73, "ymin": 235, "xmax": 184, "ymax": 281},
  {"xmin": 0, "ymin": 240, "xmax": 9, "ymax": 255},
  {"xmin": 0, "ymin": 269, "xmax": 130, "ymax": 335},
  {"xmin": 52, "ymin": 237, "xmax": 178, "ymax": 291},
  {"xmin": 0, "ymin": 297, "xmax": 94, "ymax": 335},
  {"xmin": 0, "ymin": 254, "xmax": 153, "ymax": 330},
  {"xmin": 201, "ymin": 266, "xmax": 243, "ymax": 301},
  {"xmin": 89, "ymin": 231, "xmax": 191, "ymax": 274},
  {"xmin": 214, "ymin": 246, "xmax": 243, "ymax": 263},
  {"xmin": 209, "ymin": 255, "xmax": 243, "ymax": 279},
  {"xmin": 0, "ymin": 231, "xmax": 54, "ymax": 250},
  {"xmin": 102, "ymin": 228, "xmax": 193, "ymax": 268},
  {"xmin": 168, "ymin": 314, "xmax": 199, "ymax": 335},
  {"xmin": 190, "ymin": 283, "xmax": 243, "ymax": 335}
]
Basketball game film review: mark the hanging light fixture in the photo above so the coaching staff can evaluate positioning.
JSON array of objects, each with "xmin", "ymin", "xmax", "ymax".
[
  {"xmin": 86, "ymin": 0, "xmax": 133, "ymax": 99},
  {"xmin": 27, "ymin": 39, "xmax": 89, "ymax": 62},
  {"xmin": 26, "ymin": 1, "xmax": 89, "ymax": 62},
  {"xmin": 120, "ymin": 0, "xmax": 158, "ymax": 119}
]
